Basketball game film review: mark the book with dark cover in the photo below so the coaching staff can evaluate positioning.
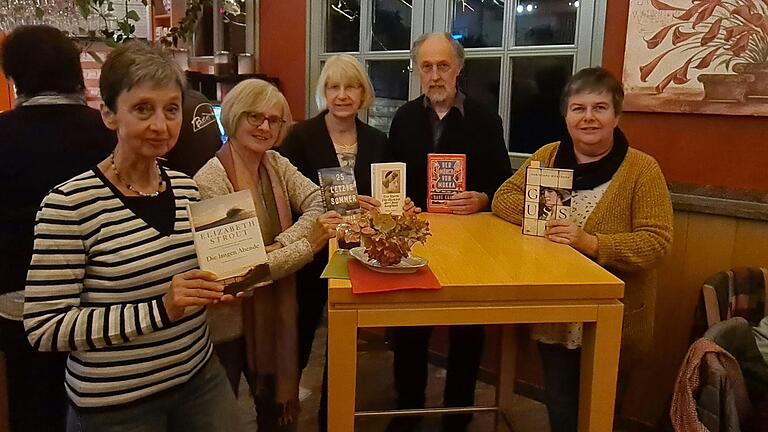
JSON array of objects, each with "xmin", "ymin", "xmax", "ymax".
[
  {"xmin": 522, "ymin": 161, "xmax": 573, "ymax": 237},
  {"xmin": 187, "ymin": 189, "xmax": 272, "ymax": 295},
  {"xmin": 318, "ymin": 167, "xmax": 360, "ymax": 215},
  {"xmin": 427, "ymin": 153, "xmax": 466, "ymax": 213}
]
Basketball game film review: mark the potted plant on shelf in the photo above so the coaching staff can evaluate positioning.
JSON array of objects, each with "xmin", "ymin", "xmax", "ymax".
[
  {"xmin": 641, "ymin": 0, "xmax": 768, "ymax": 101},
  {"xmin": 348, "ymin": 212, "xmax": 431, "ymax": 267}
]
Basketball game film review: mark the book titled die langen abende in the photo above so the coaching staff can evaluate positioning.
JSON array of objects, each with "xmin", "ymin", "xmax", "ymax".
[
  {"xmin": 427, "ymin": 153, "xmax": 466, "ymax": 213},
  {"xmin": 187, "ymin": 190, "xmax": 272, "ymax": 295}
]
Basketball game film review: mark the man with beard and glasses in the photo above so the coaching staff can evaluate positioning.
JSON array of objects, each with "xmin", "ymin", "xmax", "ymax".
[{"xmin": 386, "ymin": 32, "xmax": 512, "ymax": 432}]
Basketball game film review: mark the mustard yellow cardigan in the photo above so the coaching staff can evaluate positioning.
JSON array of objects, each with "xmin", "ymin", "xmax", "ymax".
[{"xmin": 492, "ymin": 142, "xmax": 673, "ymax": 359}]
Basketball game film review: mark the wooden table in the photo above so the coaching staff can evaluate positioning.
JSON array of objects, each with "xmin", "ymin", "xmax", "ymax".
[{"xmin": 327, "ymin": 213, "xmax": 625, "ymax": 431}]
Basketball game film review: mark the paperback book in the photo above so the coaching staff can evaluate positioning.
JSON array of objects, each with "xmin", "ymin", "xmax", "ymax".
[
  {"xmin": 427, "ymin": 153, "xmax": 466, "ymax": 213},
  {"xmin": 371, "ymin": 162, "xmax": 406, "ymax": 215},
  {"xmin": 187, "ymin": 189, "xmax": 271, "ymax": 295},
  {"xmin": 522, "ymin": 161, "xmax": 573, "ymax": 237},
  {"xmin": 318, "ymin": 167, "xmax": 360, "ymax": 215}
]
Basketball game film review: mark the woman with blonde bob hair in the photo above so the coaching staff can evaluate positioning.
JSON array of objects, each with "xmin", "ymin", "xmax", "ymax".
[
  {"xmin": 280, "ymin": 54, "xmax": 417, "ymax": 432},
  {"xmin": 194, "ymin": 78, "xmax": 340, "ymax": 431}
]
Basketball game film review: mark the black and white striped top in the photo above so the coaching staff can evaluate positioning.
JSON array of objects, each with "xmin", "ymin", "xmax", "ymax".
[{"xmin": 24, "ymin": 168, "xmax": 213, "ymax": 409}]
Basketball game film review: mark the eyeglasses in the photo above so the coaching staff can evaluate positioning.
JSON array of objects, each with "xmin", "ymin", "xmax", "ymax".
[
  {"xmin": 418, "ymin": 63, "xmax": 453, "ymax": 74},
  {"xmin": 244, "ymin": 111, "xmax": 286, "ymax": 129},
  {"xmin": 325, "ymin": 83, "xmax": 363, "ymax": 94}
]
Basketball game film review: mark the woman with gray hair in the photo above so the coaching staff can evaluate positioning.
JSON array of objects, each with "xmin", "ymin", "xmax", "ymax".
[
  {"xmin": 493, "ymin": 67, "xmax": 673, "ymax": 431},
  {"xmin": 194, "ymin": 78, "xmax": 339, "ymax": 431},
  {"xmin": 24, "ymin": 43, "xmax": 245, "ymax": 432}
]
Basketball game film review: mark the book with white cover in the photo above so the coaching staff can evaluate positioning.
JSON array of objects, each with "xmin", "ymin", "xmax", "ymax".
[{"xmin": 371, "ymin": 162, "xmax": 406, "ymax": 215}]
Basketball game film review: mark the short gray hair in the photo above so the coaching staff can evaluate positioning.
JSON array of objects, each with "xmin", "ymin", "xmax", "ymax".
[
  {"xmin": 100, "ymin": 42, "xmax": 186, "ymax": 112},
  {"xmin": 561, "ymin": 67, "xmax": 624, "ymax": 116},
  {"xmin": 410, "ymin": 32, "xmax": 465, "ymax": 68}
]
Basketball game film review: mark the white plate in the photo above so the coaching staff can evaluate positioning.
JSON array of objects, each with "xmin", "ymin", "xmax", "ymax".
[{"xmin": 349, "ymin": 246, "xmax": 428, "ymax": 274}]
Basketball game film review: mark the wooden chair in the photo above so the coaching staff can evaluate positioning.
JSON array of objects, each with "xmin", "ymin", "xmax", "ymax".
[{"xmin": 701, "ymin": 267, "xmax": 768, "ymax": 328}]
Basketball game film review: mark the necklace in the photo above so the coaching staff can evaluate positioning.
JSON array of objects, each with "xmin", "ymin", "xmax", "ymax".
[{"xmin": 110, "ymin": 151, "xmax": 164, "ymax": 197}]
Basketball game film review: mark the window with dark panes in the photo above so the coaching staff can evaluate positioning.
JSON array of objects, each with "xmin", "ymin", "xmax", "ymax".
[
  {"xmin": 309, "ymin": 1, "xmax": 605, "ymax": 155},
  {"xmin": 368, "ymin": 60, "xmax": 410, "ymax": 133}
]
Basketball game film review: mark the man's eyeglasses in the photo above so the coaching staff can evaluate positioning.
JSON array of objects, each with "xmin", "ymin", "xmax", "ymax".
[
  {"xmin": 418, "ymin": 63, "xmax": 453, "ymax": 74},
  {"xmin": 244, "ymin": 111, "xmax": 286, "ymax": 129}
]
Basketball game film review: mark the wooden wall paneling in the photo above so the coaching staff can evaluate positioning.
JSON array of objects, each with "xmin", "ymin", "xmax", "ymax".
[
  {"xmin": 622, "ymin": 212, "xmax": 691, "ymax": 424},
  {"xmin": 731, "ymin": 218, "xmax": 768, "ymax": 268}
]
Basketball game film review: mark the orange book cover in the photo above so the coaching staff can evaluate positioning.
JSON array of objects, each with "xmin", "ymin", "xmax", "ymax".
[{"xmin": 427, "ymin": 153, "xmax": 466, "ymax": 213}]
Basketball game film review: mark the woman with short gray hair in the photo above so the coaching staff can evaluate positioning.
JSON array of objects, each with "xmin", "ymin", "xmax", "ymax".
[
  {"xmin": 493, "ymin": 67, "xmax": 672, "ymax": 431},
  {"xmin": 24, "ymin": 43, "xmax": 246, "ymax": 432}
]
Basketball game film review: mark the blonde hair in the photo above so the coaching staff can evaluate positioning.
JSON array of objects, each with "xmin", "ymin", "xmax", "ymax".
[
  {"xmin": 221, "ymin": 78, "xmax": 293, "ymax": 147},
  {"xmin": 315, "ymin": 54, "xmax": 375, "ymax": 111}
]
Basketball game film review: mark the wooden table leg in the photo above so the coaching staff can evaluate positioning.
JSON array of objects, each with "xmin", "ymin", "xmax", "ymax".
[
  {"xmin": 327, "ymin": 309, "xmax": 358, "ymax": 432},
  {"xmin": 578, "ymin": 303, "xmax": 623, "ymax": 432},
  {"xmin": 496, "ymin": 325, "xmax": 517, "ymax": 430}
]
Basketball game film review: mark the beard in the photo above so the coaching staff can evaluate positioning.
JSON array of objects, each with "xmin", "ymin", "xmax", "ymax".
[{"xmin": 425, "ymin": 85, "xmax": 451, "ymax": 104}]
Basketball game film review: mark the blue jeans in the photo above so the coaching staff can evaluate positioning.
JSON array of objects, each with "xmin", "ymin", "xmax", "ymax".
[{"xmin": 66, "ymin": 356, "xmax": 246, "ymax": 432}]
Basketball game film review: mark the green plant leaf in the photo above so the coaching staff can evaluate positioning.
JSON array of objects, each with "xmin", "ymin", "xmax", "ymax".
[{"xmin": 126, "ymin": 9, "xmax": 140, "ymax": 21}]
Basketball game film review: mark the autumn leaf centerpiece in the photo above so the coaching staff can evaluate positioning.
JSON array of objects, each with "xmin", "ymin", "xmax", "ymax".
[{"xmin": 350, "ymin": 212, "xmax": 431, "ymax": 267}]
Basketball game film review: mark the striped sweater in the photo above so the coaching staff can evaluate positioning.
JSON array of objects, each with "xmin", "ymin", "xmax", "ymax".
[{"xmin": 24, "ymin": 168, "xmax": 213, "ymax": 409}]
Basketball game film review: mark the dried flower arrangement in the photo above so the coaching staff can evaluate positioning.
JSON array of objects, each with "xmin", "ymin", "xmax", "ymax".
[{"xmin": 348, "ymin": 212, "xmax": 431, "ymax": 267}]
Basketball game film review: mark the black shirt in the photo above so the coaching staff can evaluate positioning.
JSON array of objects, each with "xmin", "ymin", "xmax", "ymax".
[
  {"xmin": 388, "ymin": 94, "xmax": 513, "ymax": 210},
  {"xmin": 0, "ymin": 104, "xmax": 115, "ymax": 295}
]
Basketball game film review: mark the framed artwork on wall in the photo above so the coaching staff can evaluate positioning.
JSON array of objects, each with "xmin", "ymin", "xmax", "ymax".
[{"xmin": 623, "ymin": 0, "xmax": 768, "ymax": 116}]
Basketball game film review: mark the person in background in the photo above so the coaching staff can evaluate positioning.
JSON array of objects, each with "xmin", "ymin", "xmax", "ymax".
[
  {"xmin": 279, "ymin": 54, "xmax": 416, "ymax": 431},
  {"xmin": 194, "ymin": 78, "xmax": 339, "ymax": 432},
  {"xmin": 163, "ymin": 88, "xmax": 223, "ymax": 176},
  {"xmin": 24, "ymin": 42, "xmax": 245, "ymax": 432},
  {"xmin": 492, "ymin": 67, "xmax": 673, "ymax": 431},
  {"xmin": 386, "ymin": 32, "xmax": 512, "ymax": 432},
  {"xmin": 0, "ymin": 24, "xmax": 115, "ymax": 432}
]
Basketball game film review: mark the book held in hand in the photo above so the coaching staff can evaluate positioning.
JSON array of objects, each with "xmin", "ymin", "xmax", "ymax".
[
  {"xmin": 187, "ymin": 190, "xmax": 272, "ymax": 295},
  {"xmin": 427, "ymin": 153, "xmax": 466, "ymax": 213},
  {"xmin": 522, "ymin": 161, "xmax": 573, "ymax": 237},
  {"xmin": 318, "ymin": 167, "xmax": 360, "ymax": 216},
  {"xmin": 371, "ymin": 162, "xmax": 406, "ymax": 215}
]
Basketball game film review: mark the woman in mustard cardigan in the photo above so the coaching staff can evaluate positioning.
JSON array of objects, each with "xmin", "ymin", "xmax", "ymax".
[{"xmin": 492, "ymin": 67, "xmax": 673, "ymax": 431}]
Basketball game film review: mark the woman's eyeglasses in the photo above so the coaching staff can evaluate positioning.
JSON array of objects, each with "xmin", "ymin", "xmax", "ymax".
[{"xmin": 244, "ymin": 111, "xmax": 286, "ymax": 129}]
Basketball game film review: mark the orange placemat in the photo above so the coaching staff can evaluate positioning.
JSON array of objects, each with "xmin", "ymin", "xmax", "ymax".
[{"xmin": 348, "ymin": 260, "xmax": 441, "ymax": 294}]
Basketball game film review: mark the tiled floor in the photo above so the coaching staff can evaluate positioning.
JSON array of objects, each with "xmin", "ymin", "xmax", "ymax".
[{"xmin": 236, "ymin": 319, "xmax": 551, "ymax": 432}]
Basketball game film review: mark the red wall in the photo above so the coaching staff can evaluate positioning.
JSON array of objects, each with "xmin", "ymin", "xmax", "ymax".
[
  {"xmin": 262, "ymin": 2, "xmax": 765, "ymax": 192},
  {"xmin": 604, "ymin": 2, "xmax": 767, "ymax": 192},
  {"xmin": 0, "ymin": 33, "xmax": 14, "ymax": 112},
  {"xmin": 260, "ymin": 1, "xmax": 307, "ymax": 120}
]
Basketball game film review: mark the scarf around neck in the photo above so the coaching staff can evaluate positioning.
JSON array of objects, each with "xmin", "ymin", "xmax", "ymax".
[
  {"xmin": 215, "ymin": 141, "xmax": 300, "ymax": 425},
  {"xmin": 553, "ymin": 127, "xmax": 629, "ymax": 190},
  {"xmin": 15, "ymin": 92, "xmax": 87, "ymax": 108}
]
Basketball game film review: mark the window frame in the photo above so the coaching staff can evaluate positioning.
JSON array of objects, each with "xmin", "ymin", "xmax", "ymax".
[{"xmin": 307, "ymin": 0, "xmax": 608, "ymax": 157}]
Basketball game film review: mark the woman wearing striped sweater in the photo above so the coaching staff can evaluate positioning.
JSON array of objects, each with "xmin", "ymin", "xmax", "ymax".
[{"xmin": 24, "ymin": 43, "xmax": 245, "ymax": 432}]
